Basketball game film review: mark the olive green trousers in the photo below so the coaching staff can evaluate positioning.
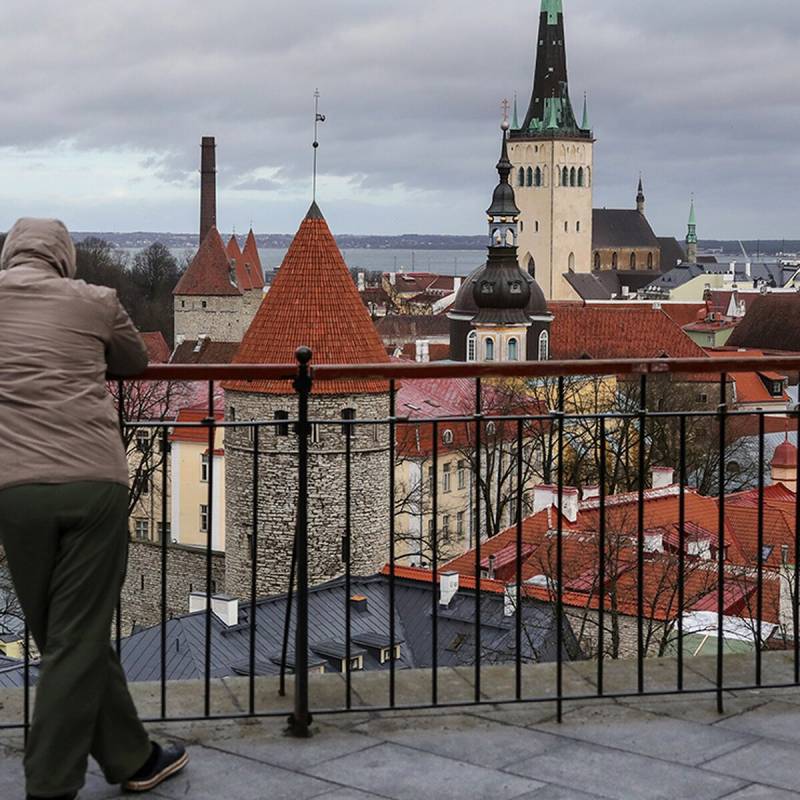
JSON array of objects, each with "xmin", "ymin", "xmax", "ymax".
[{"xmin": 0, "ymin": 482, "xmax": 151, "ymax": 797}]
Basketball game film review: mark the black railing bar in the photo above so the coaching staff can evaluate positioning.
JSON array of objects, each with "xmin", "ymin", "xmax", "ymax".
[
  {"xmin": 598, "ymin": 417, "xmax": 606, "ymax": 696},
  {"xmin": 515, "ymin": 417, "xmax": 524, "ymax": 701},
  {"xmin": 756, "ymin": 414, "xmax": 765, "ymax": 686},
  {"xmin": 23, "ymin": 623, "xmax": 29, "ymax": 743},
  {"xmin": 278, "ymin": 511, "xmax": 298, "ymax": 698},
  {"xmin": 249, "ymin": 426, "xmax": 260, "ymax": 716},
  {"xmin": 717, "ymin": 374, "xmax": 728, "ymax": 715},
  {"xmin": 432, "ymin": 419, "xmax": 439, "ymax": 707},
  {"xmin": 795, "ymin": 402, "xmax": 800, "ymax": 684},
  {"xmin": 344, "ymin": 419, "xmax": 353, "ymax": 711},
  {"xmin": 474, "ymin": 378, "xmax": 483, "ymax": 704},
  {"xmin": 677, "ymin": 415, "xmax": 687, "ymax": 693},
  {"xmin": 204, "ymin": 379, "xmax": 215, "ymax": 719},
  {"xmin": 556, "ymin": 376, "xmax": 564, "ymax": 723},
  {"xmin": 388, "ymin": 380, "xmax": 397, "ymax": 708},
  {"xmin": 160, "ymin": 427, "xmax": 169, "ymax": 718},
  {"xmin": 637, "ymin": 374, "xmax": 647, "ymax": 695}
]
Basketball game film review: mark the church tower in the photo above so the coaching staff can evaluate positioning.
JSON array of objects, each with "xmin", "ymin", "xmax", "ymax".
[
  {"xmin": 507, "ymin": 0, "xmax": 594, "ymax": 301},
  {"xmin": 636, "ymin": 177, "xmax": 646, "ymax": 215},
  {"xmin": 686, "ymin": 197, "xmax": 698, "ymax": 263}
]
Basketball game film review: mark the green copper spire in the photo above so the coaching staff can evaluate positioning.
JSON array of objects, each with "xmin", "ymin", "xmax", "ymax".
[
  {"xmin": 688, "ymin": 196, "xmax": 697, "ymax": 228},
  {"xmin": 581, "ymin": 92, "xmax": 590, "ymax": 130},
  {"xmin": 512, "ymin": 93, "xmax": 519, "ymax": 130},
  {"xmin": 545, "ymin": 95, "xmax": 559, "ymax": 130},
  {"xmin": 542, "ymin": 0, "xmax": 563, "ymax": 25}
]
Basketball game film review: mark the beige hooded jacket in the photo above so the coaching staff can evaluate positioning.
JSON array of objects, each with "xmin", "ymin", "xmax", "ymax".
[{"xmin": 0, "ymin": 218, "xmax": 148, "ymax": 491}]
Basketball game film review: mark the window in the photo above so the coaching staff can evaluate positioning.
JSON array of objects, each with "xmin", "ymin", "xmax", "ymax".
[
  {"xmin": 576, "ymin": 221, "xmax": 581, "ymax": 233},
  {"xmin": 570, "ymin": 167, "xmax": 576, "ymax": 187},
  {"xmin": 201, "ymin": 301, "xmax": 207, "ymax": 309},
  {"xmin": 518, "ymin": 167, "xmax": 525, "ymax": 187},
  {"xmin": 442, "ymin": 514, "xmax": 451, "ymax": 540},
  {"xmin": 696, "ymin": 393, "xmax": 709, "ymax": 404},
  {"xmin": 535, "ymin": 220, "xmax": 539, "ymax": 233},
  {"xmin": 275, "ymin": 410, "xmax": 290, "ymax": 437},
  {"xmin": 310, "ymin": 424, "xmax": 321, "ymax": 445},
  {"xmin": 457, "ymin": 511, "xmax": 465, "ymax": 536},
  {"xmin": 534, "ymin": 167, "xmax": 542, "ymax": 187},
  {"xmin": 201, "ymin": 453, "xmax": 209, "ymax": 482},
  {"xmin": 134, "ymin": 475, "xmax": 150, "ymax": 496},
  {"xmin": 578, "ymin": 167, "xmax": 584, "ymax": 187},
  {"xmin": 762, "ymin": 545, "xmax": 774, "ymax": 562},
  {"xmin": 594, "ymin": 252, "xmax": 601, "ymax": 270},
  {"xmin": 157, "ymin": 522, "xmax": 171, "ymax": 541},
  {"xmin": 200, "ymin": 505, "xmax": 209, "ymax": 533},
  {"xmin": 564, "ymin": 221, "xmax": 569, "ymax": 233},
  {"xmin": 341, "ymin": 407, "xmax": 356, "ymax": 436},
  {"xmin": 611, "ymin": 252, "xmax": 618, "ymax": 269},
  {"xmin": 443, "ymin": 429, "xmax": 454, "ymax": 445},
  {"xmin": 526, "ymin": 167, "xmax": 533, "ymax": 187},
  {"xmin": 562, "ymin": 166, "xmax": 569, "ymax": 186},
  {"xmin": 538, "ymin": 330, "xmax": 550, "ymax": 361},
  {"xmin": 427, "ymin": 466, "xmax": 434, "ymax": 493},
  {"xmin": 466, "ymin": 331, "xmax": 477, "ymax": 363},
  {"xmin": 647, "ymin": 252, "xmax": 654, "ymax": 269},
  {"xmin": 457, "ymin": 460, "xmax": 466, "ymax": 490},
  {"xmin": 568, "ymin": 252, "xmax": 575, "ymax": 272},
  {"xmin": 507, "ymin": 337, "xmax": 519, "ymax": 361},
  {"xmin": 181, "ymin": 300, "xmax": 185, "ymax": 308},
  {"xmin": 630, "ymin": 252, "xmax": 637, "ymax": 269},
  {"xmin": 484, "ymin": 337, "xmax": 495, "ymax": 362},
  {"xmin": 527, "ymin": 257, "xmax": 535, "ymax": 278},
  {"xmin": 443, "ymin": 463, "xmax": 452, "ymax": 493},
  {"xmin": 486, "ymin": 421, "xmax": 497, "ymax": 436},
  {"xmin": 134, "ymin": 519, "xmax": 149, "ymax": 540},
  {"xmin": 135, "ymin": 429, "xmax": 151, "ymax": 453}
]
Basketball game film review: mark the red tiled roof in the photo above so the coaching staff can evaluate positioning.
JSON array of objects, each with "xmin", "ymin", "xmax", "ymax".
[
  {"xmin": 226, "ymin": 235, "xmax": 251, "ymax": 291},
  {"xmin": 728, "ymin": 484, "xmax": 796, "ymax": 507},
  {"xmin": 173, "ymin": 228, "xmax": 242, "ymax": 297},
  {"xmin": 241, "ymin": 230, "xmax": 265, "ymax": 290},
  {"xmin": 171, "ymin": 338, "xmax": 240, "ymax": 365},
  {"xmin": 548, "ymin": 305, "xmax": 707, "ymax": 360},
  {"xmin": 225, "ymin": 203, "xmax": 390, "ymax": 395},
  {"xmin": 170, "ymin": 408, "xmax": 224, "ymax": 444},
  {"xmin": 773, "ymin": 439, "xmax": 798, "ymax": 468},
  {"xmin": 730, "ymin": 371, "xmax": 789, "ymax": 404},
  {"xmin": 141, "ymin": 331, "xmax": 170, "ymax": 363},
  {"xmin": 226, "ymin": 235, "xmax": 242, "ymax": 263},
  {"xmin": 659, "ymin": 303, "xmax": 707, "ymax": 327}
]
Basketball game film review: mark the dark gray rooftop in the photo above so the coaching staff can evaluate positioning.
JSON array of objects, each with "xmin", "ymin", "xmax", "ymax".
[{"xmin": 593, "ymin": 209, "xmax": 660, "ymax": 250}]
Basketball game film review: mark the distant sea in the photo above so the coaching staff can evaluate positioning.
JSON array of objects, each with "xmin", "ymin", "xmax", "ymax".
[{"xmin": 126, "ymin": 247, "xmax": 488, "ymax": 277}]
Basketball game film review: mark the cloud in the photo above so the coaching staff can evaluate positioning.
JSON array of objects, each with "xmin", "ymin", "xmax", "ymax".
[{"xmin": 0, "ymin": 0, "xmax": 797, "ymax": 236}]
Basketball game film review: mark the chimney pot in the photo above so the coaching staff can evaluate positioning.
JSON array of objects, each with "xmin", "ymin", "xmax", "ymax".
[
  {"xmin": 439, "ymin": 571, "xmax": 459, "ymax": 607},
  {"xmin": 651, "ymin": 466, "xmax": 675, "ymax": 489}
]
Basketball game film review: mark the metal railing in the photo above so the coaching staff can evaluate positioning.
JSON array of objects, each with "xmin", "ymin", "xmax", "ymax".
[{"xmin": 5, "ymin": 351, "xmax": 800, "ymax": 740}]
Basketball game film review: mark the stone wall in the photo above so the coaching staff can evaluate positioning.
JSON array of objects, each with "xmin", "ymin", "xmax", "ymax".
[
  {"xmin": 120, "ymin": 539, "xmax": 225, "ymax": 635},
  {"xmin": 593, "ymin": 247, "xmax": 660, "ymax": 273},
  {"xmin": 174, "ymin": 294, "xmax": 256, "ymax": 343},
  {"xmin": 224, "ymin": 391, "xmax": 391, "ymax": 597}
]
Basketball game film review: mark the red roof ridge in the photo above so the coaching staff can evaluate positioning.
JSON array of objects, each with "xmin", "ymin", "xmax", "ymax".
[{"xmin": 174, "ymin": 228, "xmax": 242, "ymax": 297}]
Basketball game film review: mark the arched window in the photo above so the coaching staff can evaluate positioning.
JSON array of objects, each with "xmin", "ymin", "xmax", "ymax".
[
  {"xmin": 630, "ymin": 253, "xmax": 637, "ymax": 269},
  {"xmin": 568, "ymin": 252, "xmax": 575, "ymax": 272},
  {"xmin": 341, "ymin": 407, "xmax": 356, "ymax": 436},
  {"xmin": 518, "ymin": 167, "xmax": 525, "ymax": 188},
  {"xmin": 466, "ymin": 331, "xmax": 477, "ymax": 362},
  {"xmin": 526, "ymin": 167, "xmax": 533, "ymax": 187},
  {"xmin": 527, "ymin": 256, "xmax": 535, "ymax": 278},
  {"xmin": 611, "ymin": 252, "xmax": 619, "ymax": 269},
  {"xmin": 534, "ymin": 167, "xmax": 542, "ymax": 187},
  {"xmin": 578, "ymin": 167, "xmax": 584, "ymax": 187},
  {"xmin": 564, "ymin": 221, "xmax": 569, "ymax": 233},
  {"xmin": 535, "ymin": 220, "xmax": 539, "ymax": 233},
  {"xmin": 562, "ymin": 166, "xmax": 569, "ymax": 186},
  {"xmin": 594, "ymin": 252, "xmax": 601, "ymax": 270},
  {"xmin": 542, "ymin": 166, "xmax": 548, "ymax": 187},
  {"xmin": 443, "ymin": 429, "xmax": 454, "ymax": 445},
  {"xmin": 570, "ymin": 167, "xmax": 577, "ymax": 187},
  {"xmin": 538, "ymin": 330, "xmax": 550, "ymax": 362},
  {"xmin": 647, "ymin": 252, "xmax": 654, "ymax": 269},
  {"xmin": 576, "ymin": 221, "xmax": 581, "ymax": 233},
  {"xmin": 507, "ymin": 337, "xmax": 519, "ymax": 361},
  {"xmin": 555, "ymin": 168, "xmax": 560, "ymax": 187},
  {"xmin": 484, "ymin": 337, "xmax": 495, "ymax": 362}
]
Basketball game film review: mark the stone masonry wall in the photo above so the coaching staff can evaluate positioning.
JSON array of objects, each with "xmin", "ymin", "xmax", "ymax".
[
  {"xmin": 120, "ymin": 539, "xmax": 225, "ymax": 635},
  {"xmin": 174, "ymin": 295, "xmax": 252, "ymax": 343},
  {"xmin": 224, "ymin": 391, "xmax": 391, "ymax": 598}
]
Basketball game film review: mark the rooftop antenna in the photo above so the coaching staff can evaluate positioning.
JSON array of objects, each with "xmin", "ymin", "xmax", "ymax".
[{"xmin": 312, "ymin": 88, "xmax": 326, "ymax": 203}]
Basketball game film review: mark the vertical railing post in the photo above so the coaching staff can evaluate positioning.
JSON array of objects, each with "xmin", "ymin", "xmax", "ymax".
[{"xmin": 289, "ymin": 346, "xmax": 313, "ymax": 737}]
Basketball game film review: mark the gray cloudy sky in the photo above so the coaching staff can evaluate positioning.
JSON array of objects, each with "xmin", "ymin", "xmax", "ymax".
[{"xmin": 1, "ymin": 0, "xmax": 798, "ymax": 239}]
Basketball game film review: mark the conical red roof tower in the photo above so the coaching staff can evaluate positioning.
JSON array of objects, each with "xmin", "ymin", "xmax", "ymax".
[
  {"xmin": 174, "ymin": 228, "xmax": 241, "ymax": 297},
  {"xmin": 226, "ymin": 234, "xmax": 242, "ymax": 263},
  {"xmin": 228, "ymin": 203, "xmax": 389, "ymax": 395},
  {"xmin": 242, "ymin": 229, "xmax": 265, "ymax": 289},
  {"xmin": 226, "ymin": 233, "xmax": 256, "ymax": 291}
]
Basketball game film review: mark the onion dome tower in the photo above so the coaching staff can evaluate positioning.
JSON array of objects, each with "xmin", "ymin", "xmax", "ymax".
[
  {"xmin": 449, "ymin": 125, "xmax": 552, "ymax": 363},
  {"xmin": 223, "ymin": 202, "xmax": 392, "ymax": 596}
]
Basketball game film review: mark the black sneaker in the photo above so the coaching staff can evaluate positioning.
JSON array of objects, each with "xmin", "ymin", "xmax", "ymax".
[{"xmin": 123, "ymin": 742, "xmax": 189, "ymax": 793}]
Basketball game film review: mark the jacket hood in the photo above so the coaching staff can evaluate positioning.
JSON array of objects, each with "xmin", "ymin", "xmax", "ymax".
[{"xmin": 0, "ymin": 218, "xmax": 77, "ymax": 279}]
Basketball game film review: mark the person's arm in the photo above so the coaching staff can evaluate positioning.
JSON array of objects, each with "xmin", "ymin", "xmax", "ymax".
[{"xmin": 106, "ymin": 296, "xmax": 149, "ymax": 378}]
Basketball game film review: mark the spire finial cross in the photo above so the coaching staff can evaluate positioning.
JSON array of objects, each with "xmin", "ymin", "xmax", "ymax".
[{"xmin": 501, "ymin": 98, "xmax": 511, "ymax": 125}]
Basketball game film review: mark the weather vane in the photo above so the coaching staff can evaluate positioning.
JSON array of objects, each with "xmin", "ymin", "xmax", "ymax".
[{"xmin": 312, "ymin": 89, "xmax": 327, "ymax": 203}]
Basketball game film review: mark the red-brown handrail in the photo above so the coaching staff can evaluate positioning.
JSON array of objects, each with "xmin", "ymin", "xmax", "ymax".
[{"xmin": 139, "ymin": 354, "xmax": 800, "ymax": 383}]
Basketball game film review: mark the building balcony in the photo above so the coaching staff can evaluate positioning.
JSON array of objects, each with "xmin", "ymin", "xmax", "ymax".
[{"xmin": 2, "ymin": 353, "xmax": 800, "ymax": 797}]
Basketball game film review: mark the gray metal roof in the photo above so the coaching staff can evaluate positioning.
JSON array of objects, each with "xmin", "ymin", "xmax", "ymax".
[{"xmin": 592, "ymin": 210, "xmax": 660, "ymax": 250}]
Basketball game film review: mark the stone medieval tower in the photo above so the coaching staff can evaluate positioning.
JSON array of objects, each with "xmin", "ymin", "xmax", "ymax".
[
  {"xmin": 224, "ymin": 202, "xmax": 392, "ymax": 597},
  {"xmin": 507, "ymin": 0, "xmax": 594, "ymax": 301}
]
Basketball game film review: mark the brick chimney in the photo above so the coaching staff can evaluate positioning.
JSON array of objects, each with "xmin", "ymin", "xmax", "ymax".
[{"xmin": 200, "ymin": 136, "xmax": 217, "ymax": 245}]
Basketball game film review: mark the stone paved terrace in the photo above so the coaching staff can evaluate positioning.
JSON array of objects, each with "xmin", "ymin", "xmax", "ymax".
[{"xmin": 3, "ymin": 653, "xmax": 800, "ymax": 798}]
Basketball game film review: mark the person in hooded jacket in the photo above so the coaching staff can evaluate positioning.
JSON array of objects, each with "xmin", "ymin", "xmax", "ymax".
[{"xmin": 0, "ymin": 219, "xmax": 189, "ymax": 799}]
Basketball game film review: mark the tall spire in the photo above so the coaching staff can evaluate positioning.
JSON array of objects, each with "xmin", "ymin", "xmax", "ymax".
[
  {"xmin": 521, "ymin": 0, "xmax": 579, "ymax": 133},
  {"xmin": 636, "ymin": 175, "xmax": 645, "ymax": 214},
  {"xmin": 686, "ymin": 195, "xmax": 698, "ymax": 263},
  {"xmin": 512, "ymin": 93, "xmax": 520, "ymax": 130},
  {"xmin": 486, "ymin": 122, "xmax": 521, "ymax": 248},
  {"xmin": 581, "ymin": 92, "xmax": 590, "ymax": 130}
]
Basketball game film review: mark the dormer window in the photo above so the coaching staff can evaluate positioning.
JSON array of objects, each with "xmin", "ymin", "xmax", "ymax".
[
  {"xmin": 480, "ymin": 281, "xmax": 494, "ymax": 294},
  {"xmin": 509, "ymin": 282, "xmax": 522, "ymax": 295}
]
